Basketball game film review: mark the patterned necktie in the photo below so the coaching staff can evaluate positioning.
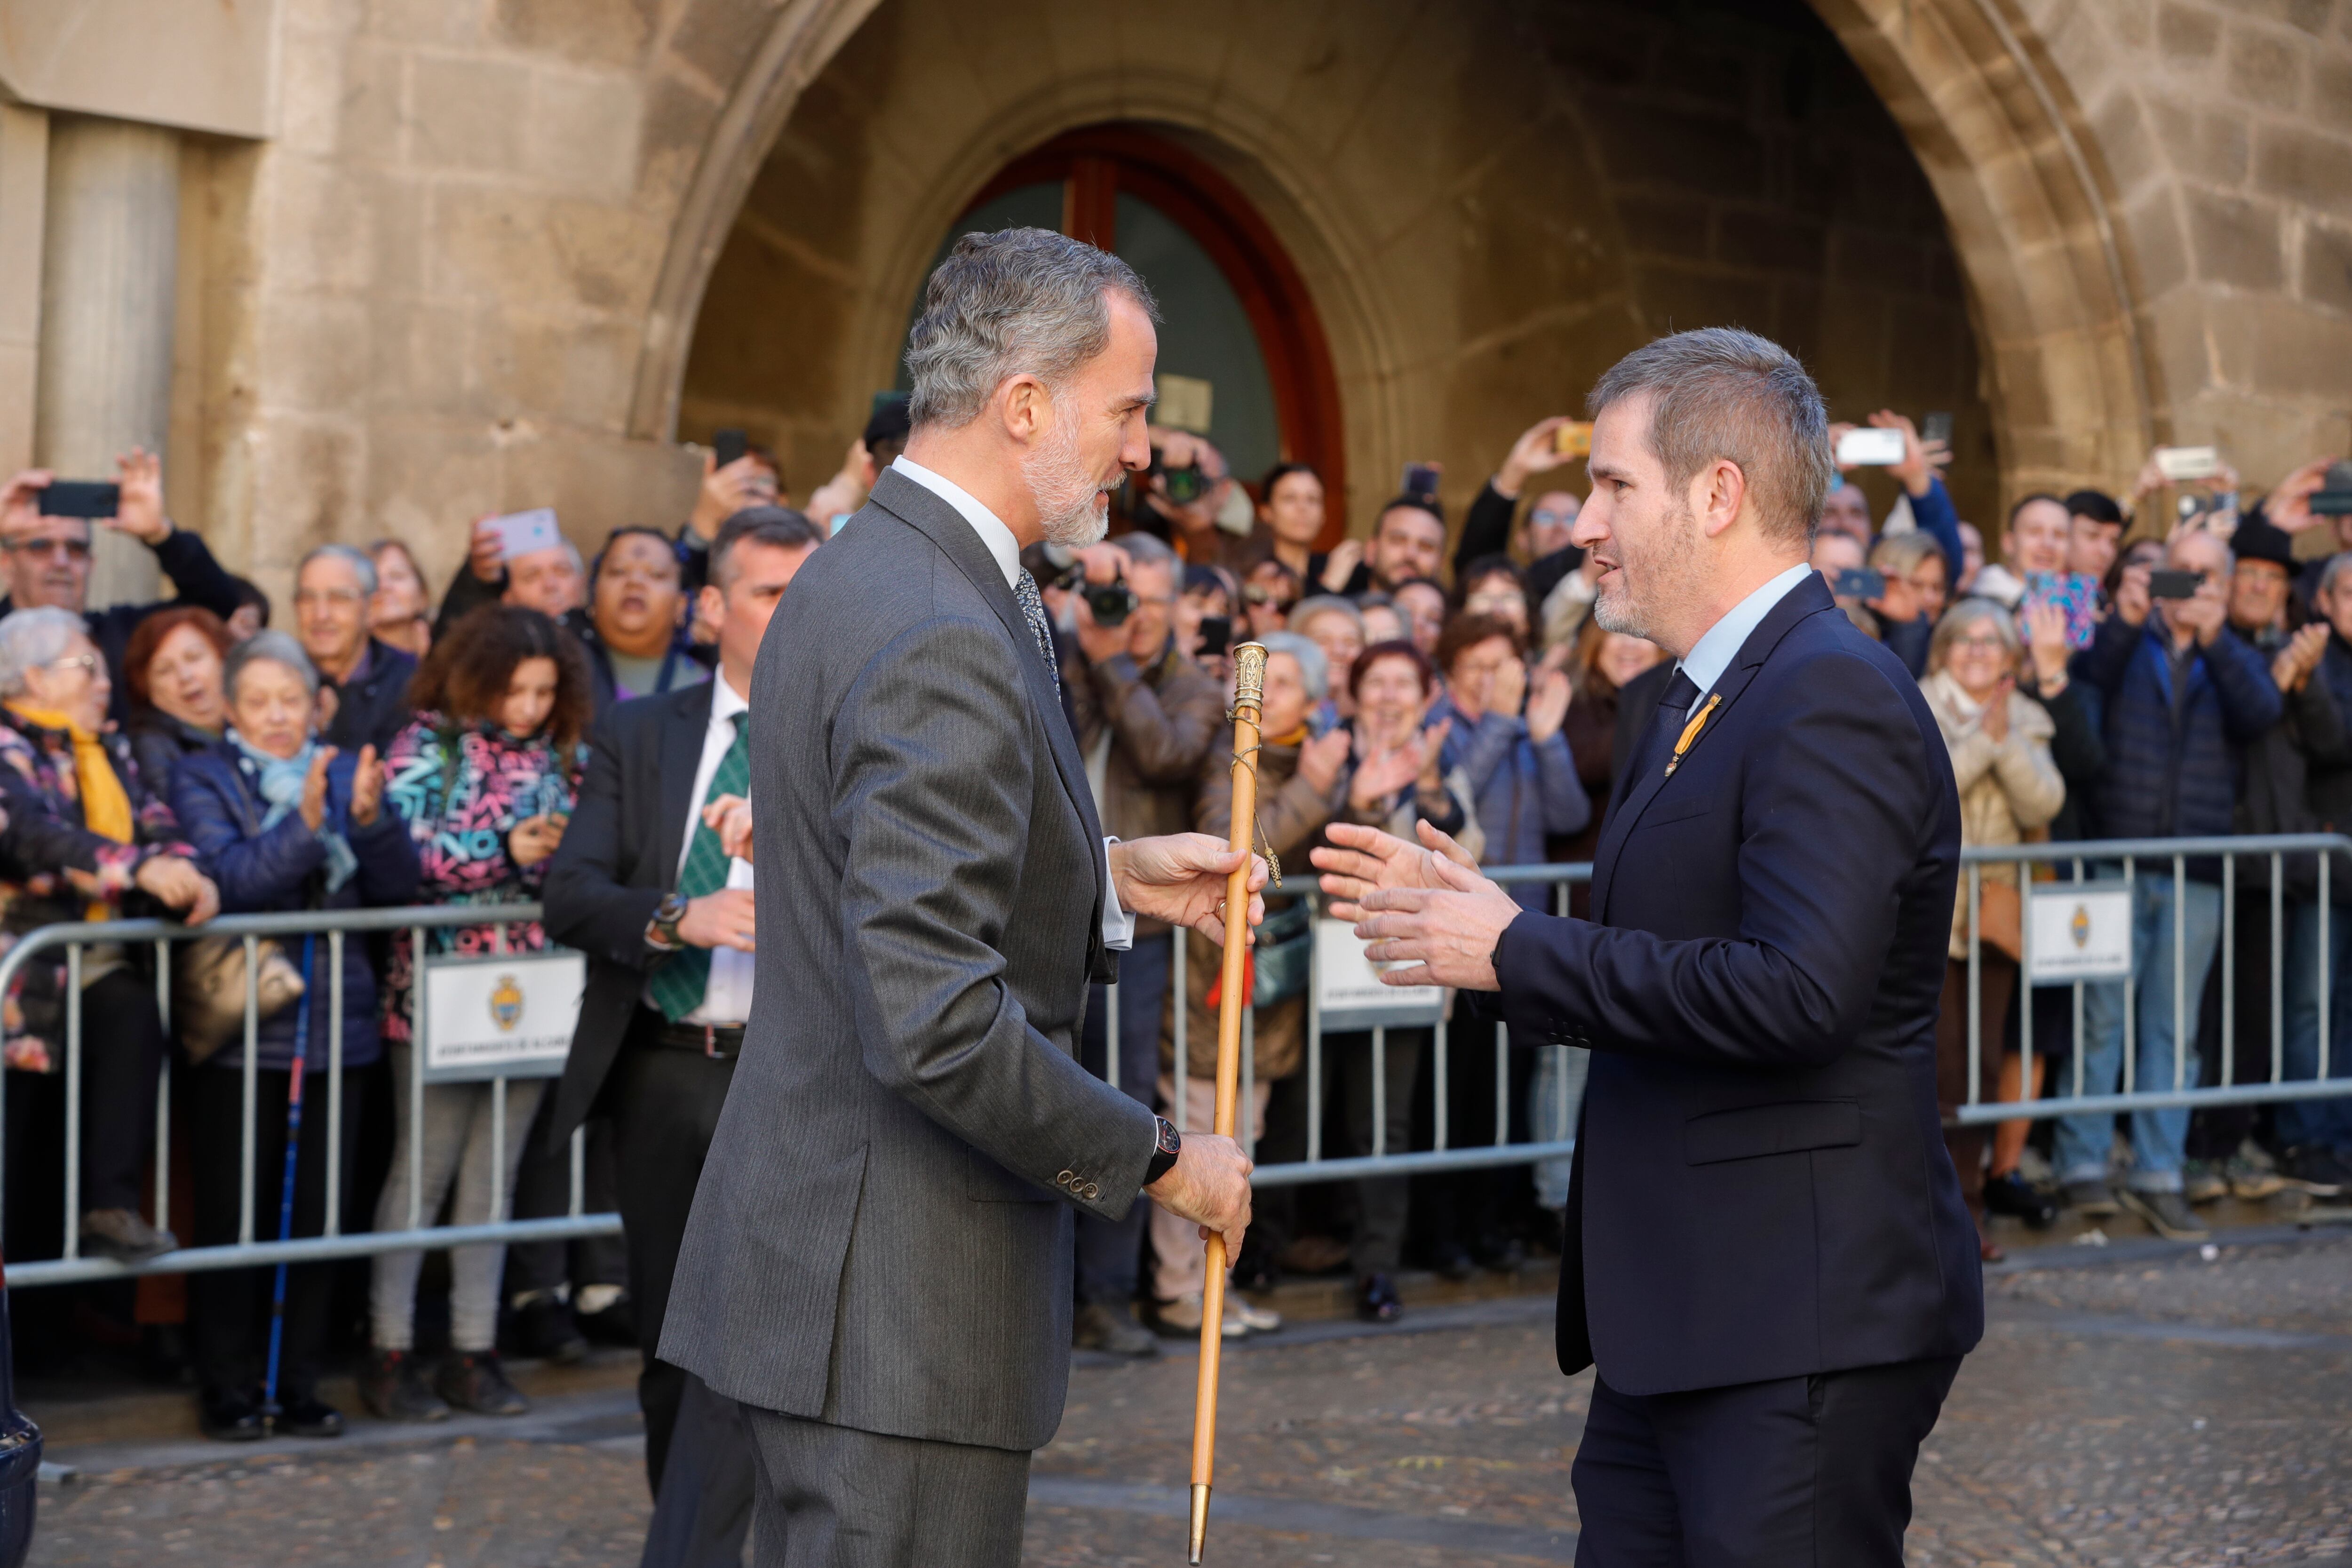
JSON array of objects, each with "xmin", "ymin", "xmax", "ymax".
[
  {"xmin": 1013, "ymin": 568, "xmax": 1062, "ymax": 702},
  {"xmin": 648, "ymin": 712, "xmax": 748, "ymax": 1022}
]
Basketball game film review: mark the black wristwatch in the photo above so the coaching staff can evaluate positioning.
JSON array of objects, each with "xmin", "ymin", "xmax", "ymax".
[
  {"xmin": 648, "ymin": 891, "xmax": 690, "ymax": 952},
  {"xmin": 1145, "ymin": 1115, "xmax": 1181, "ymax": 1185}
]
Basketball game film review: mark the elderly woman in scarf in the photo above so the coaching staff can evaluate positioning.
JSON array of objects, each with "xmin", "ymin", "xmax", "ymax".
[
  {"xmin": 170, "ymin": 630, "xmax": 418, "ymax": 1442},
  {"xmin": 0, "ymin": 605, "xmax": 216, "ymax": 1267}
]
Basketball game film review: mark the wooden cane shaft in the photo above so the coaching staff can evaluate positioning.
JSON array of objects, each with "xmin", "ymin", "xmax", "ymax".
[{"xmin": 1191, "ymin": 646, "xmax": 1267, "ymax": 1520}]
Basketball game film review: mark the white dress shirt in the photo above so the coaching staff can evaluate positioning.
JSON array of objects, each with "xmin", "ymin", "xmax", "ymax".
[
  {"xmin": 892, "ymin": 455, "xmax": 1134, "ymax": 952},
  {"xmin": 666, "ymin": 672, "xmax": 755, "ymax": 1026},
  {"xmin": 1676, "ymin": 562, "xmax": 1816, "ymax": 703}
]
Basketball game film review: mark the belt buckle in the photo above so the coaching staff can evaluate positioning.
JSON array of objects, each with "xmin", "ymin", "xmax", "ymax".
[{"xmin": 702, "ymin": 1024, "xmax": 718, "ymax": 1059}]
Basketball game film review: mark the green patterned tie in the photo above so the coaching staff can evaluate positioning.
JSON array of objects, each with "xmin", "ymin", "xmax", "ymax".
[{"xmin": 648, "ymin": 712, "xmax": 748, "ymax": 1022}]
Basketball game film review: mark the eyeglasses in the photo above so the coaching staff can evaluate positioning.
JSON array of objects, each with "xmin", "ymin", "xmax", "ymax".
[
  {"xmin": 4, "ymin": 536, "xmax": 90, "ymax": 561},
  {"xmin": 293, "ymin": 588, "xmax": 365, "ymax": 608},
  {"xmin": 1241, "ymin": 585, "xmax": 1296, "ymax": 608},
  {"xmin": 1529, "ymin": 509, "xmax": 1576, "ymax": 528},
  {"xmin": 45, "ymin": 653, "xmax": 99, "ymax": 676},
  {"xmin": 1950, "ymin": 634, "xmax": 2010, "ymax": 653}
]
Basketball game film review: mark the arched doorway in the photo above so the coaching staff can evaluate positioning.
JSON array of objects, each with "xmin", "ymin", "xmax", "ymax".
[{"xmin": 902, "ymin": 125, "xmax": 1347, "ymax": 548}]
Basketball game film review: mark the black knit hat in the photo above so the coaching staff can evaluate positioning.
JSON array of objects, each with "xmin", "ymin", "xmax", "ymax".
[{"xmin": 2232, "ymin": 516, "xmax": 2297, "ymax": 570}]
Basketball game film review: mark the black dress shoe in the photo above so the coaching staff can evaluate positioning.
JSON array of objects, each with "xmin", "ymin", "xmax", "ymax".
[
  {"xmin": 437, "ymin": 1351, "xmax": 530, "ymax": 1417},
  {"xmin": 1471, "ymin": 1233, "xmax": 1528, "ymax": 1273},
  {"xmin": 507, "ymin": 1295, "xmax": 587, "ymax": 1364},
  {"xmin": 277, "ymin": 1395, "xmax": 344, "ymax": 1438},
  {"xmin": 1355, "ymin": 1272, "xmax": 1404, "ymax": 1323},
  {"xmin": 1984, "ymin": 1172, "xmax": 2061, "ymax": 1229},
  {"xmin": 198, "ymin": 1386, "xmax": 266, "ymax": 1442}
]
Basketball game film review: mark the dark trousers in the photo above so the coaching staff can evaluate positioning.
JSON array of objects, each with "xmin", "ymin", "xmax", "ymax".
[
  {"xmin": 2188, "ymin": 886, "xmax": 2287, "ymax": 1160},
  {"xmin": 187, "ymin": 1062, "xmax": 368, "ymax": 1401},
  {"xmin": 505, "ymin": 1096, "xmax": 629, "ymax": 1300},
  {"xmin": 642, "ymin": 1372, "xmax": 755, "ymax": 1568},
  {"xmin": 746, "ymin": 1406, "xmax": 1031, "ymax": 1568},
  {"xmin": 1414, "ymin": 1014, "xmax": 1533, "ymax": 1256},
  {"xmin": 1936, "ymin": 955, "xmax": 2014, "ymax": 1212},
  {"xmin": 1074, "ymin": 932, "xmax": 1168, "ymax": 1305},
  {"xmin": 79, "ymin": 968, "xmax": 169, "ymax": 1213},
  {"xmin": 601, "ymin": 1013, "xmax": 748, "ymax": 1507},
  {"xmin": 1572, "ymin": 1356, "xmax": 1962, "ymax": 1567},
  {"xmin": 1329, "ymin": 1028, "xmax": 1423, "ymax": 1276}
]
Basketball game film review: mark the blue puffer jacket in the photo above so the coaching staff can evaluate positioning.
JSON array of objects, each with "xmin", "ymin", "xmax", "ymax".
[
  {"xmin": 171, "ymin": 742, "xmax": 421, "ymax": 1070},
  {"xmin": 2077, "ymin": 612, "xmax": 2281, "ymax": 876}
]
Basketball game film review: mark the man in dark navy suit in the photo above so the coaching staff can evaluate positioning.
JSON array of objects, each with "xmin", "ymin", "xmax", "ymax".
[{"xmin": 1314, "ymin": 327, "xmax": 1981, "ymax": 1566}]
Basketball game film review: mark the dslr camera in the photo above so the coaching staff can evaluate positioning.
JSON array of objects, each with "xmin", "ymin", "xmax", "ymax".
[{"xmin": 1056, "ymin": 562, "xmax": 1139, "ymax": 629}]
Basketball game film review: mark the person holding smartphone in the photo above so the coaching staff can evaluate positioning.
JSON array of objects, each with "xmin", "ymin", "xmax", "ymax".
[{"xmin": 2061, "ymin": 531, "xmax": 2282, "ymax": 1238}]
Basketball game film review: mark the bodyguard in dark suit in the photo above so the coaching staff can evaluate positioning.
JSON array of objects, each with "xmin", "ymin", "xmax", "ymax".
[
  {"xmin": 539, "ymin": 509, "xmax": 823, "ymax": 1568},
  {"xmin": 1318, "ymin": 328, "xmax": 1981, "ymax": 1566},
  {"xmin": 660, "ymin": 229, "xmax": 1258, "ymax": 1568}
]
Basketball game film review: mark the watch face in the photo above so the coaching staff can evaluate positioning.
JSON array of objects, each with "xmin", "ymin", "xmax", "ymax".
[{"xmin": 1156, "ymin": 1117, "xmax": 1182, "ymax": 1156}]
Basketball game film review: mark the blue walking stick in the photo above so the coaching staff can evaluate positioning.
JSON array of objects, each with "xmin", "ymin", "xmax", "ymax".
[{"xmin": 261, "ymin": 934, "xmax": 316, "ymax": 1428}]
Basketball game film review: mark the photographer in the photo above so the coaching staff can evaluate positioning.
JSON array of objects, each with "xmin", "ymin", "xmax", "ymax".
[
  {"xmin": 1453, "ymin": 417, "xmax": 1587, "ymax": 612},
  {"xmin": 1825, "ymin": 410, "xmax": 1963, "ymax": 584},
  {"xmin": 0, "ymin": 454, "xmax": 245, "ymax": 724},
  {"xmin": 1323, "ymin": 497, "xmax": 1446, "ymax": 598},
  {"xmin": 1059, "ymin": 531, "xmax": 1224, "ymax": 1357},
  {"xmin": 2059, "ymin": 532, "xmax": 2282, "ymax": 1238}
]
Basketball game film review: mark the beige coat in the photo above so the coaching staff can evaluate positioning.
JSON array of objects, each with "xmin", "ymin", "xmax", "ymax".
[{"xmin": 1921, "ymin": 669, "xmax": 2066, "ymax": 959}]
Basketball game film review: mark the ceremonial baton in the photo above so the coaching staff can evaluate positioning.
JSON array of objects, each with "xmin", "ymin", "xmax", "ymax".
[{"xmin": 1190, "ymin": 639, "xmax": 1267, "ymax": 1564}]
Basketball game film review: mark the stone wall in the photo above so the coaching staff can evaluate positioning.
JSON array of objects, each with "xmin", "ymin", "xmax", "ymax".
[
  {"xmin": 679, "ymin": 0, "xmax": 2000, "ymax": 540},
  {"xmin": 31, "ymin": 0, "xmax": 2331, "ymax": 603}
]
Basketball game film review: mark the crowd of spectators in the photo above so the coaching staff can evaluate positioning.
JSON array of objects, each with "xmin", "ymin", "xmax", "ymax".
[{"xmin": 2, "ymin": 408, "xmax": 2350, "ymax": 1421}]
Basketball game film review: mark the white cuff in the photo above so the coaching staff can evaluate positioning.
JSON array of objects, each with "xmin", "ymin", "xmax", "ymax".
[{"xmin": 1100, "ymin": 836, "xmax": 1135, "ymax": 952}]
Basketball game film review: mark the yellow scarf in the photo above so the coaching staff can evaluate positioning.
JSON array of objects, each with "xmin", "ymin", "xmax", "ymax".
[
  {"xmin": 7, "ymin": 703, "xmax": 132, "ymax": 844},
  {"xmin": 1266, "ymin": 724, "xmax": 1311, "ymax": 748}
]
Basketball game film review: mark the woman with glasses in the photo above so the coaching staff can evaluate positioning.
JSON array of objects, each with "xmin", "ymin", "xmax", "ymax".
[
  {"xmin": 0, "ymin": 606, "xmax": 219, "ymax": 1267},
  {"xmin": 171, "ymin": 631, "xmax": 420, "ymax": 1441},
  {"xmin": 1240, "ymin": 557, "xmax": 1301, "ymax": 640},
  {"xmin": 1921, "ymin": 598, "xmax": 2066, "ymax": 1261}
]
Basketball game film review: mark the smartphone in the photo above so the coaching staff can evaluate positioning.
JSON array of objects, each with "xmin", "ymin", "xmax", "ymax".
[
  {"xmin": 1401, "ymin": 462, "xmax": 1442, "ymax": 497},
  {"xmin": 487, "ymin": 506, "xmax": 562, "ymax": 561},
  {"xmin": 1197, "ymin": 614, "xmax": 1232, "ymax": 658},
  {"xmin": 2148, "ymin": 568, "xmax": 2201, "ymax": 600},
  {"xmin": 1552, "ymin": 421, "xmax": 1594, "ymax": 458},
  {"xmin": 2154, "ymin": 445, "xmax": 2220, "ymax": 483},
  {"xmin": 1836, "ymin": 428, "xmax": 1906, "ymax": 467},
  {"xmin": 1833, "ymin": 566, "xmax": 1886, "ymax": 600},
  {"xmin": 1921, "ymin": 412, "xmax": 1953, "ymax": 447},
  {"xmin": 2308, "ymin": 460, "xmax": 2352, "ymax": 517},
  {"xmin": 39, "ymin": 480, "xmax": 119, "ymax": 519},
  {"xmin": 713, "ymin": 428, "xmax": 749, "ymax": 470}
]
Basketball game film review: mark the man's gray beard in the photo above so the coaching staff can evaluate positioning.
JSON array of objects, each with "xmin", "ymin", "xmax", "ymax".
[
  {"xmin": 1591, "ymin": 578, "xmax": 1649, "ymax": 640},
  {"xmin": 1025, "ymin": 417, "xmax": 1112, "ymax": 549}
]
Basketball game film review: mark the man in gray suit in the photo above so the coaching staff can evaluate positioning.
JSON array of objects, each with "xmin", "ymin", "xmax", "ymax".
[{"xmin": 661, "ymin": 228, "xmax": 1260, "ymax": 1567}]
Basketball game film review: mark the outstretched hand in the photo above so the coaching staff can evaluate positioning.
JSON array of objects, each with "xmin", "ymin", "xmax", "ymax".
[
  {"xmin": 1311, "ymin": 820, "xmax": 1518, "ymax": 991},
  {"xmin": 1109, "ymin": 832, "xmax": 1269, "ymax": 947}
]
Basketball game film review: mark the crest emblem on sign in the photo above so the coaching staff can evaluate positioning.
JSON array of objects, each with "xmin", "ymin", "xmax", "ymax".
[
  {"xmin": 489, "ymin": 975, "xmax": 524, "ymax": 1032},
  {"xmin": 2070, "ymin": 904, "xmax": 2091, "ymax": 950}
]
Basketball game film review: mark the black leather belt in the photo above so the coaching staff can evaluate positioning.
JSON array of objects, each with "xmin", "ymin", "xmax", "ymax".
[{"xmin": 653, "ymin": 1021, "xmax": 745, "ymax": 1059}]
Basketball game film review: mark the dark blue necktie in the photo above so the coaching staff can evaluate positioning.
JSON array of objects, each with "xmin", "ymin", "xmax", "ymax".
[{"xmin": 1641, "ymin": 669, "xmax": 1701, "ymax": 782}]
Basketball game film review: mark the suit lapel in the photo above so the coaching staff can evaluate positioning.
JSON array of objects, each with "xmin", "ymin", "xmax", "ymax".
[
  {"xmin": 866, "ymin": 470, "xmax": 1109, "ymax": 915},
  {"xmin": 653, "ymin": 682, "xmax": 715, "ymax": 889},
  {"xmin": 1590, "ymin": 574, "xmax": 1836, "ymax": 923}
]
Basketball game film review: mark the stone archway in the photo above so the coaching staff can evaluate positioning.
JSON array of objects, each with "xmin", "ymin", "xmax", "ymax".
[{"xmin": 630, "ymin": 0, "xmax": 2163, "ymax": 521}]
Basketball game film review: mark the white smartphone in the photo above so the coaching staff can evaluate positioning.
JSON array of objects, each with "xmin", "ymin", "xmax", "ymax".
[
  {"xmin": 2154, "ymin": 445, "xmax": 2221, "ymax": 483},
  {"xmin": 488, "ymin": 507, "xmax": 562, "ymax": 561},
  {"xmin": 1836, "ymin": 427, "xmax": 1906, "ymax": 467}
]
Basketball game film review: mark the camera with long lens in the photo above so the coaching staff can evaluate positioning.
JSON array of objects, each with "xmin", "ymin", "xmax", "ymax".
[{"xmin": 1055, "ymin": 563, "xmax": 1139, "ymax": 628}]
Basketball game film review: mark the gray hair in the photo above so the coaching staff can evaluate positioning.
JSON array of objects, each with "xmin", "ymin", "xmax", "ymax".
[
  {"xmin": 0, "ymin": 606, "xmax": 90, "ymax": 698},
  {"xmin": 1287, "ymin": 595, "xmax": 1364, "ymax": 638},
  {"xmin": 2320, "ymin": 552, "xmax": 2352, "ymax": 600},
  {"xmin": 1110, "ymin": 532, "xmax": 1177, "ymax": 572},
  {"xmin": 904, "ymin": 228, "xmax": 1160, "ymax": 430},
  {"xmin": 1587, "ymin": 326, "xmax": 1835, "ymax": 548},
  {"xmin": 299, "ymin": 543, "xmax": 378, "ymax": 597},
  {"xmin": 1258, "ymin": 630, "xmax": 1328, "ymax": 701},
  {"xmin": 224, "ymin": 630, "xmax": 319, "ymax": 702},
  {"xmin": 1927, "ymin": 596, "xmax": 2021, "ymax": 674}
]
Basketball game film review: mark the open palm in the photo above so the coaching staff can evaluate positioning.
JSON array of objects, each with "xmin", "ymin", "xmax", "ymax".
[{"xmin": 1310, "ymin": 819, "xmax": 1501, "ymax": 922}]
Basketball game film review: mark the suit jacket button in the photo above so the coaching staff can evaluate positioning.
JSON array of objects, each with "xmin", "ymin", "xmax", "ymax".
[
  {"xmin": 1084, "ymin": 1183, "xmax": 1101, "ymax": 1200},
  {"xmin": 1057, "ymin": 1170, "xmax": 1074, "ymax": 1186}
]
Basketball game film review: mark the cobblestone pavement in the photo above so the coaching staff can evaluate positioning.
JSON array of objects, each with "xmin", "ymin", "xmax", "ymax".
[{"xmin": 24, "ymin": 1228, "xmax": 2352, "ymax": 1566}]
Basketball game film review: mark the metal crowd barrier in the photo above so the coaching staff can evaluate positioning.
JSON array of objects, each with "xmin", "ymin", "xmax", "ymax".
[
  {"xmin": 0, "ymin": 904, "xmax": 616, "ymax": 1289},
  {"xmin": 12, "ymin": 836, "xmax": 2346, "ymax": 1289},
  {"xmin": 1955, "ymin": 832, "xmax": 2352, "ymax": 1126}
]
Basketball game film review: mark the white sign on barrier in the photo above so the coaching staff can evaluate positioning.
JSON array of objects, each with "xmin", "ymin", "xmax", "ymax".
[
  {"xmin": 1313, "ymin": 917, "xmax": 1445, "ymax": 1031},
  {"xmin": 420, "ymin": 949, "xmax": 584, "ymax": 1081},
  {"xmin": 2026, "ymin": 885, "xmax": 2134, "ymax": 984}
]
